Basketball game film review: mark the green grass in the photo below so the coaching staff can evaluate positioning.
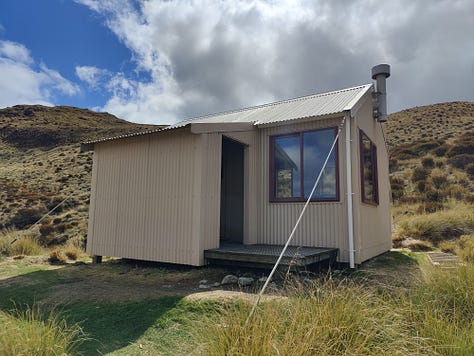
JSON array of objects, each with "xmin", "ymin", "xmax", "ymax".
[
  {"xmin": 195, "ymin": 263, "xmax": 474, "ymax": 355},
  {"xmin": 0, "ymin": 305, "xmax": 85, "ymax": 356},
  {"xmin": 395, "ymin": 203, "xmax": 474, "ymax": 244},
  {"xmin": 1, "ymin": 254, "xmax": 473, "ymax": 355}
]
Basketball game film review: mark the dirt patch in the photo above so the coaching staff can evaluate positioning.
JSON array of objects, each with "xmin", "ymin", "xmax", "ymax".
[
  {"xmin": 32, "ymin": 262, "xmax": 244, "ymax": 304},
  {"xmin": 184, "ymin": 290, "xmax": 284, "ymax": 303}
]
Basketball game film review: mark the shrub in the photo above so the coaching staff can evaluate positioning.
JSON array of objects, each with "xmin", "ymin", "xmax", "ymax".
[
  {"xmin": 416, "ymin": 202, "xmax": 444, "ymax": 214},
  {"xmin": 415, "ymin": 180, "xmax": 426, "ymax": 193},
  {"xmin": 412, "ymin": 139, "xmax": 443, "ymax": 154},
  {"xmin": 64, "ymin": 244, "xmax": 81, "ymax": 260},
  {"xmin": 456, "ymin": 234, "xmax": 474, "ymax": 263},
  {"xmin": 435, "ymin": 159, "xmax": 444, "ymax": 168},
  {"xmin": 390, "ymin": 176, "xmax": 405, "ymax": 200},
  {"xmin": 439, "ymin": 240, "xmax": 456, "ymax": 253},
  {"xmin": 406, "ymin": 240, "xmax": 433, "ymax": 251},
  {"xmin": 9, "ymin": 207, "xmax": 46, "ymax": 229},
  {"xmin": 39, "ymin": 223, "xmax": 54, "ymax": 237},
  {"xmin": 55, "ymin": 223, "xmax": 67, "ymax": 233},
  {"xmin": 46, "ymin": 196, "xmax": 64, "ymax": 213},
  {"xmin": 0, "ymin": 306, "xmax": 84, "ymax": 355},
  {"xmin": 411, "ymin": 167, "xmax": 429, "ymax": 183},
  {"xmin": 424, "ymin": 188, "xmax": 443, "ymax": 202},
  {"xmin": 389, "ymin": 158, "xmax": 398, "ymax": 172},
  {"xmin": 0, "ymin": 230, "xmax": 43, "ymax": 257},
  {"xmin": 397, "ymin": 205, "xmax": 474, "ymax": 244},
  {"xmin": 444, "ymin": 184, "xmax": 467, "ymax": 200},
  {"xmin": 446, "ymin": 141, "xmax": 474, "ymax": 157},
  {"xmin": 429, "ymin": 168, "xmax": 448, "ymax": 189},
  {"xmin": 434, "ymin": 143, "xmax": 451, "ymax": 157},
  {"xmin": 8, "ymin": 236, "xmax": 43, "ymax": 256},
  {"xmin": 466, "ymin": 163, "xmax": 474, "ymax": 178},
  {"xmin": 447, "ymin": 154, "xmax": 474, "ymax": 169},
  {"xmin": 48, "ymin": 248, "xmax": 67, "ymax": 264},
  {"xmin": 421, "ymin": 156, "xmax": 435, "ymax": 168}
]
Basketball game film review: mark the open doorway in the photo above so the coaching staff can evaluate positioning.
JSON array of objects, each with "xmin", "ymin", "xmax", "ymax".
[{"xmin": 220, "ymin": 136, "xmax": 244, "ymax": 244}]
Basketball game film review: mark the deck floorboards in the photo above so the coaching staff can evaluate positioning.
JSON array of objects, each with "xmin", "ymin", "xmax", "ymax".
[{"xmin": 204, "ymin": 243, "xmax": 338, "ymax": 268}]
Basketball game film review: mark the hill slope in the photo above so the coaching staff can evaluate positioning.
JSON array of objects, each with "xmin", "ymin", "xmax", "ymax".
[
  {"xmin": 0, "ymin": 102, "xmax": 473, "ymax": 252},
  {"xmin": 385, "ymin": 102, "xmax": 474, "ymax": 251},
  {"xmin": 0, "ymin": 105, "xmax": 162, "ymax": 245}
]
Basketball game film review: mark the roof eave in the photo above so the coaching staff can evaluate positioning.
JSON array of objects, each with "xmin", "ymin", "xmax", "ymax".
[{"xmin": 343, "ymin": 84, "xmax": 373, "ymax": 117}]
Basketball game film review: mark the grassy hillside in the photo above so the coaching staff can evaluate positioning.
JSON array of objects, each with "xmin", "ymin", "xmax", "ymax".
[
  {"xmin": 385, "ymin": 102, "xmax": 474, "ymax": 252},
  {"xmin": 0, "ymin": 105, "xmax": 162, "ymax": 246},
  {"xmin": 0, "ymin": 101, "xmax": 473, "ymax": 254}
]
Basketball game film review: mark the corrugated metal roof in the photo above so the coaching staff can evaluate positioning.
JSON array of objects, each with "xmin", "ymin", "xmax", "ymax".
[{"xmin": 83, "ymin": 84, "xmax": 372, "ymax": 145}]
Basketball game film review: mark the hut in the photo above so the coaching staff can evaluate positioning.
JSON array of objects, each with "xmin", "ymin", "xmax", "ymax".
[{"xmin": 82, "ymin": 65, "xmax": 392, "ymax": 268}]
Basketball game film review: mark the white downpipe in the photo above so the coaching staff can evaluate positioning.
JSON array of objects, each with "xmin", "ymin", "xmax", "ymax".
[{"xmin": 345, "ymin": 115, "xmax": 355, "ymax": 268}]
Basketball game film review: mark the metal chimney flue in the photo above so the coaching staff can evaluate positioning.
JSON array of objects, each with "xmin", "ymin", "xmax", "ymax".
[{"xmin": 371, "ymin": 64, "xmax": 390, "ymax": 122}]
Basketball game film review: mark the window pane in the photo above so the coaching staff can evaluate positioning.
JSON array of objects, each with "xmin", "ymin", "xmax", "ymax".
[
  {"xmin": 303, "ymin": 129, "xmax": 336, "ymax": 199},
  {"xmin": 274, "ymin": 135, "xmax": 300, "ymax": 198},
  {"xmin": 361, "ymin": 132, "xmax": 377, "ymax": 203}
]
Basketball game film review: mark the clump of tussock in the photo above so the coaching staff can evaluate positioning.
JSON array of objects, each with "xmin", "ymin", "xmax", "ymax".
[
  {"xmin": 407, "ymin": 264, "xmax": 474, "ymax": 353},
  {"xmin": 0, "ymin": 305, "xmax": 85, "ymax": 355},
  {"xmin": 396, "ymin": 203, "xmax": 474, "ymax": 244},
  {"xmin": 196, "ymin": 278, "xmax": 434, "ymax": 355},
  {"xmin": 455, "ymin": 234, "xmax": 474, "ymax": 263},
  {"xmin": 48, "ymin": 248, "xmax": 67, "ymax": 264},
  {"xmin": 0, "ymin": 229, "xmax": 43, "ymax": 257}
]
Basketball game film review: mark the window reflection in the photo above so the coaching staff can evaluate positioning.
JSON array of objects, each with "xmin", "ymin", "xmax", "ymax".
[
  {"xmin": 271, "ymin": 127, "xmax": 338, "ymax": 201},
  {"xmin": 274, "ymin": 135, "xmax": 300, "ymax": 198}
]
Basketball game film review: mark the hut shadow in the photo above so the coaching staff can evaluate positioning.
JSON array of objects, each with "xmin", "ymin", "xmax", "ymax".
[{"xmin": 0, "ymin": 262, "xmax": 186, "ymax": 354}]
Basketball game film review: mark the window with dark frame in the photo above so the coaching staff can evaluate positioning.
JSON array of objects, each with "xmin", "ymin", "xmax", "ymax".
[
  {"xmin": 360, "ymin": 130, "xmax": 378, "ymax": 205},
  {"xmin": 270, "ymin": 127, "xmax": 339, "ymax": 202}
]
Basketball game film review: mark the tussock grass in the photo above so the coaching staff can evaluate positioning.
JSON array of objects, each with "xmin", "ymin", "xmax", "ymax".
[
  {"xmin": 0, "ymin": 305, "xmax": 85, "ymax": 355},
  {"xmin": 0, "ymin": 229, "xmax": 43, "ymax": 257},
  {"xmin": 408, "ymin": 264, "xmax": 474, "ymax": 354},
  {"xmin": 48, "ymin": 248, "xmax": 67, "ymax": 264},
  {"xmin": 396, "ymin": 203, "xmax": 474, "ymax": 244},
  {"xmin": 455, "ymin": 234, "xmax": 474, "ymax": 262},
  {"xmin": 197, "ymin": 265, "xmax": 474, "ymax": 355},
  {"xmin": 197, "ymin": 278, "xmax": 433, "ymax": 355}
]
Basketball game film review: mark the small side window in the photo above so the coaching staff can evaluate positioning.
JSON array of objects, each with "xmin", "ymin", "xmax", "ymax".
[{"xmin": 360, "ymin": 130, "xmax": 378, "ymax": 205}]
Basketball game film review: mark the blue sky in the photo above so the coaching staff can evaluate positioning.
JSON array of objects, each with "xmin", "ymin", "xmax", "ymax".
[{"xmin": 0, "ymin": 0, "xmax": 473, "ymax": 124}]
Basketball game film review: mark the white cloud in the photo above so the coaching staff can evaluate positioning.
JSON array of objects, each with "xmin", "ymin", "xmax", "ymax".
[
  {"xmin": 76, "ymin": 65, "xmax": 110, "ymax": 88},
  {"xmin": 0, "ymin": 40, "xmax": 80, "ymax": 107},
  {"xmin": 0, "ymin": 40, "xmax": 33, "ymax": 64},
  {"xmin": 76, "ymin": 0, "xmax": 474, "ymax": 124}
]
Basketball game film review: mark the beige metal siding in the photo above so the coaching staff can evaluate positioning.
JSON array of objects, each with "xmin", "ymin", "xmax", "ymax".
[
  {"xmin": 353, "ymin": 98, "xmax": 392, "ymax": 263},
  {"xmin": 258, "ymin": 117, "xmax": 351, "ymax": 262},
  {"xmin": 87, "ymin": 129, "xmax": 208, "ymax": 265},
  {"xmin": 197, "ymin": 133, "xmax": 221, "ymax": 263}
]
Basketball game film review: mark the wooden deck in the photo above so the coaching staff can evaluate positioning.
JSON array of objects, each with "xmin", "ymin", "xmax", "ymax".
[{"xmin": 204, "ymin": 243, "xmax": 338, "ymax": 269}]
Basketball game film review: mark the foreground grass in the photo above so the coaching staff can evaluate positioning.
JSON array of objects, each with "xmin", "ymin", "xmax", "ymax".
[
  {"xmin": 197, "ymin": 264, "xmax": 474, "ymax": 355},
  {"xmin": 0, "ymin": 253, "xmax": 473, "ymax": 355},
  {"xmin": 198, "ymin": 280, "xmax": 430, "ymax": 355},
  {"xmin": 0, "ymin": 306, "xmax": 85, "ymax": 356}
]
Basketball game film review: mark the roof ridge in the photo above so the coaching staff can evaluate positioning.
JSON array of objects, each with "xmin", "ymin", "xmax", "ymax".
[{"xmin": 173, "ymin": 83, "xmax": 372, "ymax": 125}]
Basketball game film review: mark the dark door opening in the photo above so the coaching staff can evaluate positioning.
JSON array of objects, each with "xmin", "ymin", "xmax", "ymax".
[{"xmin": 220, "ymin": 137, "xmax": 244, "ymax": 244}]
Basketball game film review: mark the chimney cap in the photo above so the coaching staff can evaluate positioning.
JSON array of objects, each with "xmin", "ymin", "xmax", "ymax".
[{"xmin": 371, "ymin": 64, "xmax": 390, "ymax": 80}]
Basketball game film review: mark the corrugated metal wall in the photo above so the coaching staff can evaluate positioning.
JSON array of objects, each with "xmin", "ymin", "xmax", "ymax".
[
  {"xmin": 197, "ymin": 132, "xmax": 221, "ymax": 262},
  {"xmin": 256, "ymin": 117, "xmax": 351, "ymax": 262},
  {"xmin": 353, "ymin": 98, "xmax": 392, "ymax": 263},
  {"xmin": 86, "ymin": 128, "xmax": 214, "ymax": 265},
  {"xmin": 87, "ymin": 100, "xmax": 391, "ymax": 266}
]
